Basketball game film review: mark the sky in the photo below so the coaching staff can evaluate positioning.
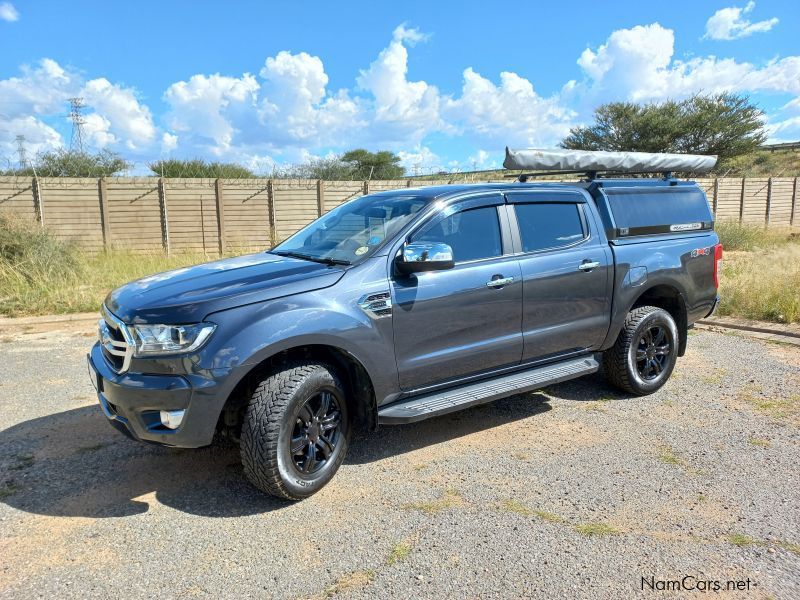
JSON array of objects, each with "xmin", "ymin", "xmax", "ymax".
[{"xmin": 0, "ymin": 0, "xmax": 798, "ymax": 174}]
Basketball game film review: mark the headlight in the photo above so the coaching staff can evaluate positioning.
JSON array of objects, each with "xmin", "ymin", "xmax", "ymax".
[{"xmin": 130, "ymin": 323, "xmax": 216, "ymax": 357}]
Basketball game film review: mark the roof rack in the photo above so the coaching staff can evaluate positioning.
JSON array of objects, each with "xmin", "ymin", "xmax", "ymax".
[
  {"xmin": 504, "ymin": 148, "xmax": 717, "ymax": 182},
  {"xmin": 507, "ymin": 170, "xmax": 679, "ymax": 182}
]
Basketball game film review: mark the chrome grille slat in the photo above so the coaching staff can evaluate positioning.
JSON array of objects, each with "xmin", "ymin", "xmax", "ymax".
[{"xmin": 99, "ymin": 305, "xmax": 134, "ymax": 373}]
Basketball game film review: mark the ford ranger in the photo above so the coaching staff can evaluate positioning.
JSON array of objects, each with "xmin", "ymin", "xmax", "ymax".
[{"xmin": 88, "ymin": 151, "xmax": 722, "ymax": 499}]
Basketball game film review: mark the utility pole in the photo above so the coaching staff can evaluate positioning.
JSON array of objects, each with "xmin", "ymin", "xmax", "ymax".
[
  {"xmin": 68, "ymin": 97, "xmax": 86, "ymax": 153},
  {"xmin": 15, "ymin": 135, "xmax": 26, "ymax": 168}
]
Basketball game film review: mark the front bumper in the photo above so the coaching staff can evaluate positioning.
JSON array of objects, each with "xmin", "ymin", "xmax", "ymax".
[{"xmin": 87, "ymin": 342, "xmax": 233, "ymax": 447}]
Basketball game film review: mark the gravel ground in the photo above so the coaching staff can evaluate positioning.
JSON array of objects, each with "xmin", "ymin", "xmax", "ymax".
[{"xmin": 0, "ymin": 324, "xmax": 799, "ymax": 599}]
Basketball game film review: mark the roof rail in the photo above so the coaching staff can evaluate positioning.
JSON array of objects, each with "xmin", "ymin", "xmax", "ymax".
[{"xmin": 509, "ymin": 170, "xmax": 677, "ymax": 182}]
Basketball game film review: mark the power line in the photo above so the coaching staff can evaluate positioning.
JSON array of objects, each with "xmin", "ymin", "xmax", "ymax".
[{"xmin": 68, "ymin": 97, "xmax": 86, "ymax": 153}]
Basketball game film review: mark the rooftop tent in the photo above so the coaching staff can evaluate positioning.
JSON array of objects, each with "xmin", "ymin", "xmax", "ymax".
[{"xmin": 503, "ymin": 148, "xmax": 718, "ymax": 174}]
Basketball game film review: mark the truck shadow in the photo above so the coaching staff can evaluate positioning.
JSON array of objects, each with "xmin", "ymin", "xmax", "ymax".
[{"xmin": 0, "ymin": 393, "xmax": 552, "ymax": 520}]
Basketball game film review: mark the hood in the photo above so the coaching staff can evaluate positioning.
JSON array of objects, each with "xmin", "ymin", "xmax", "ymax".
[{"xmin": 105, "ymin": 252, "xmax": 346, "ymax": 324}]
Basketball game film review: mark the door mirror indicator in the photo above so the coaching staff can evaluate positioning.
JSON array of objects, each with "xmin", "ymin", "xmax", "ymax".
[{"xmin": 396, "ymin": 242, "xmax": 455, "ymax": 274}]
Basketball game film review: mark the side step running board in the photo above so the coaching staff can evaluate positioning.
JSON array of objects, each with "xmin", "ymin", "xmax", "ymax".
[{"xmin": 378, "ymin": 356, "xmax": 599, "ymax": 425}]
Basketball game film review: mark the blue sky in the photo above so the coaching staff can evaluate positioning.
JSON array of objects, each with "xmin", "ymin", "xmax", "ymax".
[{"xmin": 1, "ymin": 0, "xmax": 798, "ymax": 174}]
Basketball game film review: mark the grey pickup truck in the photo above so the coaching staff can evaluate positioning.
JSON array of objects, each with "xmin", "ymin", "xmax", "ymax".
[{"xmin": 88, "ymin": 151, "xmax": 722, "ymax": 499}]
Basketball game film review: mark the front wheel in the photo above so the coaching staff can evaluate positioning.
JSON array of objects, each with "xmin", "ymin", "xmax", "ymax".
[
  {"xmin": 240, "ymin": 362, "xmax": 350, "ymax": 500},
  {"xmin": 603, "ymin": 306, "xmax": 678, "ymax": 395}
]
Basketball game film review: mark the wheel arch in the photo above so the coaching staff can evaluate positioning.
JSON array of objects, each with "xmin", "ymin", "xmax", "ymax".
[
  {"xmin": 628, "ymin": 283, "xmax": 688, "ymax": 356},
  {"xmin": 216, "ymin": 343, "xmax": 378, "ymax": 443}
]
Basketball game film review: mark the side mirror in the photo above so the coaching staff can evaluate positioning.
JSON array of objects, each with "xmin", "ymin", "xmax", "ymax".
[{"xmin": 396, "ymin": 242, "xmax": 455, "ymax": 274}]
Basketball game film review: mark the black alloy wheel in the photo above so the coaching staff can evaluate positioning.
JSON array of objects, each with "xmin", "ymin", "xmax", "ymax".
[
  {"xmin": 635, "ymin": 325, "xmax": 672, "ymax": 381},
  {"xmin": 290, "ymin": 390, "xmax": 343, "ymax": 475}
]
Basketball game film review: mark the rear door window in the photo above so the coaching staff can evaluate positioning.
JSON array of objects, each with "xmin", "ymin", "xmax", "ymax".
[{"xmin": 513, "ymin": 203, "xmax": 586, "ymax": 253}]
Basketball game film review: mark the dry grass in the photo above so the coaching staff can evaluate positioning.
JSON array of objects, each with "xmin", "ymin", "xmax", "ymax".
[
  {"xmin": 387, "ymin": 540, "xmax": 412, "ymax": 565},
  {"xmin": 746, "ymin": 437, "xmax": 771, "ymax": 448},
  {"xmin": 725, "ymin": 534, "xmax": 800, "ymax": 555},
  {"xmin": 1, "ymin": 212, "xmax": 263, "ymax": 317},
  {"xmin": 716, "ymin": 226, "xmax": 800, "ymax": 324},
  {"xmin": 574, "ymin": 522, "xmax": 620, "ymax": 537},
  {"xmin": 1, "ymin": 249, "xmax": 227, "ymax": 317},
  {"xmin": 0, "ymin": 214, "xmax": 238, "ymax": 316},
  {"xmin": 322, "ymin": 570, "xmax": 375, "ymax": 597},
  {"xmin": 402, "ymin": 489, "xmax": 464, "ymax": 514},
  {"xmin": 727, "ymin": 533, "xmax": 758, "ymax": 547},
  {"xmin": 656, "ymin": 445, "xmax": 686, "ymax": 467},
  {"xmin": 737, "ymin": 385, "xmax": 800, "ymax": 424},
  {"xmin": 498, "ymin": 500, "xmax": 565, "ymax": 523},
  {"xmin": 715, "ymin": 221, "xmax": 794, "ymax": 251},
  {"xmin": 777, "ymin": 540, "xmax": 800, "ymax": 556}
]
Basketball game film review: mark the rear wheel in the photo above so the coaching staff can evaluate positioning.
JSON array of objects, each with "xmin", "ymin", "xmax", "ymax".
[
  {"xmin": 603, "ymin": 306, "xmax": 678, "ymax": 395},
  {"xmin": 240, "ymin": 362, "xmax": 350, "ymax": 500}
]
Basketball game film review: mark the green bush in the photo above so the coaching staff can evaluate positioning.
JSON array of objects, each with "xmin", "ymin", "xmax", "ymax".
[{"xmin": 148, "ymin": 159, "xmax": 256, "ymax": 178}]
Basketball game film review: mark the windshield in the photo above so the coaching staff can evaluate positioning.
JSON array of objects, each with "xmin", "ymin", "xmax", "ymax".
[{"xmin": 272, "ymin": 194, "xmax": 429, "ymax": 264}]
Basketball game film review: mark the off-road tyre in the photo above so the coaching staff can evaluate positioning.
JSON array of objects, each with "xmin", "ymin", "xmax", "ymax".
[
  {"xmin": 603, "ymin": 306, "xmax": 679, "ymax": 395},
  {"xmin": 240, "ymin": 362, "xmax": 350, "ymax": 500}
]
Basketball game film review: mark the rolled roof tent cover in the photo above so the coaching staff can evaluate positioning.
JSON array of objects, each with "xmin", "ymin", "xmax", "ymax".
[{"xmin": 503, "ymin": 148, "xmax": 718, "ymax": 174}]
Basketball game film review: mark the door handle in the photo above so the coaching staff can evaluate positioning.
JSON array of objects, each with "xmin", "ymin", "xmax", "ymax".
[
  {"xmin": 486, "ymin": 276, "xmax": 514, "ymax": 288},
  {"xmin": 578, "ymin": 261, "xmax": 601, "ymax": 271}
]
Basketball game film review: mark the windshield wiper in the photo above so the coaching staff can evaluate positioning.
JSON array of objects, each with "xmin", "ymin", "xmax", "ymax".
[{"xmin": 272, "ymin": 250, "xmax": 351, "ymax": 266}]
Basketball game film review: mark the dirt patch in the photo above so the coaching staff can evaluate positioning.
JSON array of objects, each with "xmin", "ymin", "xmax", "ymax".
[
  {"xmin": 0, "ymin": 515, "xmax": 116, "ymax": 591},
  {"xmin": 767, "ymin": 344, "xmax": 800, "ymax": 369}
]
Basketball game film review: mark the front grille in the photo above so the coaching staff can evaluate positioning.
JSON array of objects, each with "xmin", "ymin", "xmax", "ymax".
[{"xmin": 99, "ymin": 306, "xmax": 134, "ymax": 373}]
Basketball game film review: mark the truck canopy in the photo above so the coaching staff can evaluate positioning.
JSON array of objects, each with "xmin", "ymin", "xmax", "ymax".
[{"xmin": 587, "ymin": 179, "xmax": 714, "ymax": 240}]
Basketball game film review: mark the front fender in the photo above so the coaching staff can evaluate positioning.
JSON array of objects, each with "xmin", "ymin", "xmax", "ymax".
[{"xmin": 196, "ymin": 270, "xmax": 398, "ymax": 404}]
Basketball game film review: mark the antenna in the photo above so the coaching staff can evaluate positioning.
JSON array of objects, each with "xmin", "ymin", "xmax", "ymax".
[
  {"xmin": 68, "ymin": 97, "xmax": 86, "ymax": 153},
  {"xmin": 15, "ymin": 135, "xmax": 26, "ymax": 168}
]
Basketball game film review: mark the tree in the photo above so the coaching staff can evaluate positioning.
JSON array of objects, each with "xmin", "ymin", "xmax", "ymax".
[
  {"xmin": 340, "ymin": 149, "xmax": 405, "ymax": 179},
  {"xmin": 7, "ymin": 149, "xmax": 130, "ymax": 177},
  {"xmin": 282, "ymin": 157, "xmax": 355, "ymax": 180},
  {"xmin": 284, "ymin": 150, "xmax": 406, "ymax": 180},
  {"xmin": 149, "ymin": 159, "xmax": 255, "ymax": 178},
  {"xmin": 561, "ymin": 93, "xmax": 767, "ymax": 162}
]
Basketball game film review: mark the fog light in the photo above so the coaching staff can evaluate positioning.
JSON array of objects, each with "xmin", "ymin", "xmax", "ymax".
[{"xmin": 159, "ymin": 409, "xmax": 185, "ymax": 430}]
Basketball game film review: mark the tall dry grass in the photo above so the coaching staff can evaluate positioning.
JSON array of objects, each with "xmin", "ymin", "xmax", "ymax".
[
  {"xmin": 718, "ymin": 243, "xmax": 800, "ymax": 324},
  {"xmin": 714, "ymin": 221, "xmax": 800, "ymax": 323},
  {"xmin": 0, "ymin": 215, "xmax": 227, "ymax": 317},
  {"xmin": 715, "ymin": 221, "xmax": 794, "ymax": 251}
]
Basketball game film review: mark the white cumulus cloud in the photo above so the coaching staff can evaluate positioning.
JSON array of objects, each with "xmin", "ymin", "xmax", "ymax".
[
  {"xmin": 82, "ymin": 78, "xmax": 157, "ymax": 150},
  {"xmin": 397, "ymin": 145, "xmax": 442, "ymax": 174},
  {"xmin": 574, "ymin": 23, "xmax": 800, "ymax": 104},
  {"xmin": 704, "ymin": 2, "xmax": 778, "ymax": 41},
  {"xmin": 447, "ymin": 67, "xmax": 575, "ymax": 148},
  {"xmin": 0, "ymin": 2, "xmax": 19, "ymax": 22},
  {"xmin": 356, "ymin": 24, "xmax": 442, "ymax": 144},
  {"xmin": 163, "ymin": 73, "xmax": 259, "ymax": 155}
]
